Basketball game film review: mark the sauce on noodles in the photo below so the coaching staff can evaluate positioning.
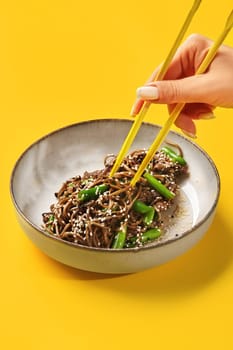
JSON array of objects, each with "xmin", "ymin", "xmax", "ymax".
[{"xmin": 42, "ymin": 146, "xmax": 188, "ymax": 249}]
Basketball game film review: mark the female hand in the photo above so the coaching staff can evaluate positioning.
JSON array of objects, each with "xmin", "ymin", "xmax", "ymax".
[{"xmin": 131, "ymin": 34, "xmax": 233, "ymax": 137}]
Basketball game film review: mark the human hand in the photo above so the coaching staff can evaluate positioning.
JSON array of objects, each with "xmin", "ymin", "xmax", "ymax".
[{"xmin": 131, "ymin": 34, "xmax": 233, "ymax": 137}]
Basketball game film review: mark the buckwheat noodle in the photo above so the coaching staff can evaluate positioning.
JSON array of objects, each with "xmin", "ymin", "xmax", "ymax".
[{"xmin": 42, "ymin": 148, "xmax": 187, "ymax": 249}]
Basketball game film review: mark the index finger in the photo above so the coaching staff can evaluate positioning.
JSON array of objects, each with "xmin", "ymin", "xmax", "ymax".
[{"xmin": 130, "ymin": 64, "xmax": 163, "ymax": 116}]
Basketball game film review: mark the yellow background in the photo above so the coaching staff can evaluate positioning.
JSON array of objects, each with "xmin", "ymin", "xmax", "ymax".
[{"xmin": 1, "ymin": 0, "xmax": 233, "ymax": 349}]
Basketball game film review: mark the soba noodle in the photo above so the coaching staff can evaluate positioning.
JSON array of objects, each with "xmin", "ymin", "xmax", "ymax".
[{"xmin": 42, "ymin": 146, "xmax": 188, "ymax": 249}]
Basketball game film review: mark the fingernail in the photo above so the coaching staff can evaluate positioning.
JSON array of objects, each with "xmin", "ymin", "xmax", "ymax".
[
  {"xmin": 199, "ymin": 112, "xmax": 216, "ymax": 120},
  {"xmin": 136, "ymin": 86, "xmax": 159, "ymax": 100},
  {"xmin": 130, "ymin": 105, "xmax": 137, "ymax": 117},
  {"xmin": 130, "ymin": 98, "xmax": 142, "ymax": 116},
  {"xmin": 181, "ymin": 129, "xmax": 197, "ymax": 139}
]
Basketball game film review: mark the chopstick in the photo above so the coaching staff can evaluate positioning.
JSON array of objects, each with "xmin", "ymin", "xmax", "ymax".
[
  {"xmin": 130, "ymin": 9, "xmax": 233, "ymax": 187},
  {"xmin": 109, "ymin": 0, "xmax": 202, "ymax": 177}
]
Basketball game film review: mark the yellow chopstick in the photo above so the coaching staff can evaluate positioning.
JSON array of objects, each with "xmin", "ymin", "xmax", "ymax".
[
  {"xmin": 109, "ymin": 0, "xmax": 202, "ymax": 177},
  {"xmin": 130, "ymin": 9, "xmax": 233, "ymax": 187}
]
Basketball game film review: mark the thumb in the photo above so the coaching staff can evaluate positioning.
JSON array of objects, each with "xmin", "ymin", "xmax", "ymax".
[{"xmin": 137, "ymin": 75, "xmax": 212, "ymax": 104}]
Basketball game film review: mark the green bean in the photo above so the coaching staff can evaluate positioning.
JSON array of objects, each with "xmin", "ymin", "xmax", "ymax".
[
  {"xmin": 132, "ymin": 200, "xmax": 156, "ymax": 225},
  {"xmin": 126, "ymin": 228, "xmax": 162, "ymax": 247},
  {"xmin": 111, "ymin": 225, "xmax": 127, "ymax": 249},
  {"xmin": 143, "ymin": 172, "xmax": 175, "ymax": 200},
  {"xmin": 78, "ymin": 184, "xmax": 108, "ymax": 202},
  {"xmin": 162, "ymin": 146, "xmax": 186, "ymax": 165},
  {"xmin": 141, "ymin": 228, "xmax": 162, "ymax": 243},
  {"xmin": 48, "ymin": 214, "xmax": 54, "ymax": 223},
  {"xmin": 132, "ymin": 200, "xmax": 151, "ymax": 214},
  {"xmin": 144, "ymin": 208, "xmax": 155, "ymax": 225}
]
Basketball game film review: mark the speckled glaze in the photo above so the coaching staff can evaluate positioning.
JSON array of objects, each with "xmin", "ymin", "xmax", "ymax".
[{"xmin": 10, "ymin": 119, "xmax": 220, "ymax": 274}]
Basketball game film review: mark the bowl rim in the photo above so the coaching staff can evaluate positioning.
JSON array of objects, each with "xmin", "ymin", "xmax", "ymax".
[{"xmin": 10, "ymin": 118, "xmax": 221, "ymax": 253}]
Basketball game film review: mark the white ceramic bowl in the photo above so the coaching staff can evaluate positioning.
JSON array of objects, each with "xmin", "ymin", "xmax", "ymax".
[{"xmin": 10, "ymin": 119, "xmax": 220, "ymax": 274}]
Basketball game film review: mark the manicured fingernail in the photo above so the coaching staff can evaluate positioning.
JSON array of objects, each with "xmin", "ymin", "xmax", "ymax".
[
  {"xmin": 136, "ymin": 86, "xmax": 159, "ymax": 100},
  {"xmin": 130, "ymin": 105, "xmax": 137, "ymax": 116},
  {"xmin": 130, "ymin": 98, "xmax": 142, "ymax": 116},
  {"xmin": 181, "ymin": 129, "xmax": 197, "ymax": 139},
  {"xmin": 199, "ymin": 112, "xmax": 216, "ymax": 120}
]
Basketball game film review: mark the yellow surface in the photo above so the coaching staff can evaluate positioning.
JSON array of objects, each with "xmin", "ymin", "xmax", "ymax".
[{"xmin": 1, "ymin": 0, "xmax": 233, "ymax": 349}]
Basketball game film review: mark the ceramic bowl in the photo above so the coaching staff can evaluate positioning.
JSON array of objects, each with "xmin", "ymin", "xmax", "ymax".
[{"xmin": 10, "ymin": 119, "xmax": 220, "ymax": 274}]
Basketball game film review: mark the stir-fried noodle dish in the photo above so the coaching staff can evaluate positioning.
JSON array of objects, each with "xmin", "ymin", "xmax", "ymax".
[{"xmin": 42, "ymin": 144, "xmax": 188, "ymax": 249}]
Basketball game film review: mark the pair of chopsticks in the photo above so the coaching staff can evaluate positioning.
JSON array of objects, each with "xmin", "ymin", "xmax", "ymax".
[
  {"xmin": 110, "ymin": 0, "xmax": 233, "ymax": 187},
  {"xmin": 110, "ymin": 0, "xmax": 202, "ymax": 178}
]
